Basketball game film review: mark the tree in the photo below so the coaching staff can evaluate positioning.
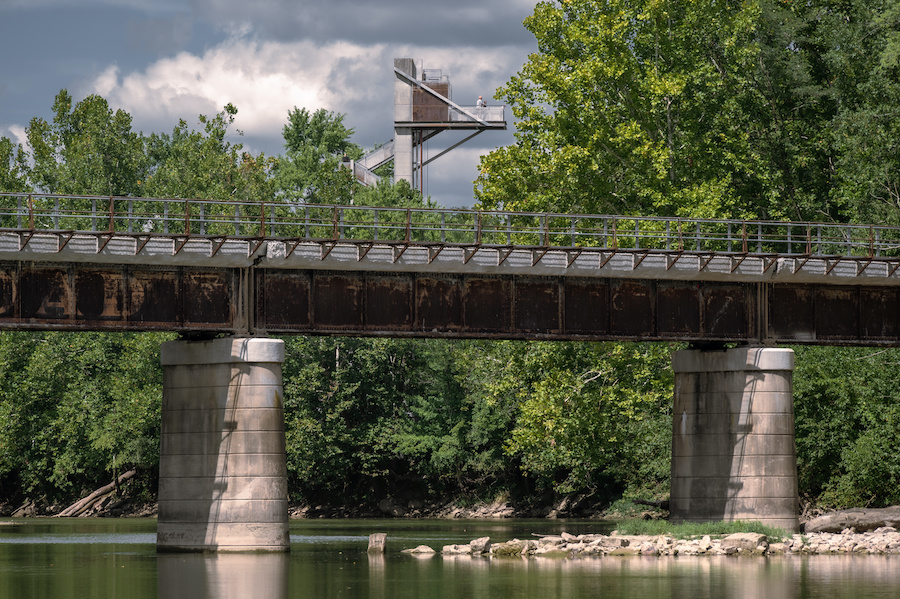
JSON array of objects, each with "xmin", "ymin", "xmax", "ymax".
[
  {"xmin": 26, "ymin": 90, "xmax": 147, "ymax": 196},
  {"xmin": 274, "ymin": 107, "xmax": 362, "ymax": 204},
  {"xmin": 476, "ymin": 0, "xmax": 766, "ymax": 218},
  {"xmin": 273, "ymin": 107, "xmax": 434, "ymax": 209},
  {"xmin": 0, "ymin": 137, "xmax": 30, "ymax": 193},
  {"xmin": 467, "ymin": 340, "xmax": 673, "ymax": 499},
  {"xmin": 0, "ymin": 332, "xmax": 170, "ymax": 503},
  {"xmin": 831, "ymin": 1, "xmax": 900, "ymax": 224},
  {"xmin": 476, "ymin": 0, "xmax": 900, "ymax": 224},
  {"xmin": 793, "ymin": 345, "xmax": 900, "ymax": 508},
  {"xmin": 143, "ymin": 103, "xmax": 274, "ymax": 203}
]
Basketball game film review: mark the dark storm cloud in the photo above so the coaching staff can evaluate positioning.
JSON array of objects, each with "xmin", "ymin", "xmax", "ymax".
[{"xmin": 191, "ymin": 0, "xmax": 536, "ymax": 47}]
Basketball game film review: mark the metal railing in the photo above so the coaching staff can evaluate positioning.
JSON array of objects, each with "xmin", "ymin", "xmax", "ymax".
[
  {"xmin": 1, "ymin": 192, "xmax": 899, "ymax": 259},
  {"xmin": 449, "ymin": 106, "xmax": 505, "ymax": 123}
]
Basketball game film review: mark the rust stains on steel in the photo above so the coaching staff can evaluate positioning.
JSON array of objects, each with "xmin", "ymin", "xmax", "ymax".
[
  {"xmin": 0, "ymin": 263, "xmax": 236, "ymax": 332},
  {"xmin": 249, "ymin": 270, "xmax": 900, "ymax": 346}
]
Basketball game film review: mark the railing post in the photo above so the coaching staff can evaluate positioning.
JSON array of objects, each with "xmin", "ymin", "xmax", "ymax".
[
  {"xmin": 727, "ymin": 222, "xmax": 732, "ymax": 253},
  {"xmin": 184, "ymin": 200, "xmax": 190, "ymax": 235},
  {"xmin": 53, "ymin": 197, "xmax": 59, "ymax": 229},
  {"xmin": 108, "ymin": 196, "xmax": 115, "ymax": 232},
  {"xmin": 257, "ymin": 202, "xmax": 266, "ymax": 239},
  {"xmin": 304, "ymin": 206, "xmax": 310, "ymax": 239},
  {"xmin": 440, "ymin": 212, "xmax": 446, "ymax": 243},
  {"xmin": 28, "ymin": 194, "xmax": 34, "ymax": 230},
  {"xmin": 91, "ymin": 199, "xmax": 97, "ymax": 232},
  {"xmin": 544, "ymin": 214, "xmax": 550, "ymax": 247},
  {"xmin": 757, "ymin": 223, "xmax": 762, "ymax": 254},
  {"xmin": 787, "ymin": 224, "xmax": 792, "ymax": 255},
  {"xmin": 164, "ymin": 201, "xmax": 169, "ymax": 234},
  {"xmin": 259, "ymin": 202, "xmax": 266, "ymax": 238},
  {"xmin": 331, "ymin": 206, "xmax": 339, "ymax": 240},
  {"xmin": 16, "ymin": 196, "xmax": 22, "ymax": 229},
  {"xmin": 612, "ymin": 218, "xmax": 618, "ymax": 250},
  {"xmin": 741, "ymin": 222, "xmax": 748, "ymax": 254},
  {"xmin": 806, "ymin": 225, "xmax": 812, "ymax": 255},
  {"xmin": 476, "ymin": 213, "xmax": 482, "ymax": 245},
  {"xmin": 270, "ymin": 203, "xmax": 276, "ymax": 237},
  {"xmin": 127, "ymin": 199, "xmax": 134, "ymax": 233},
  {"xmin": 405, "ymin": 209, "xmax": 411, "ymax": 243},
  {"xmin": 374, "ymin": 210, "xmax": 379, "ymax": 241},
  {"xmin": 507, "ymin": 214, "xmax": 513, "ymax": 246},
  {"xmin": 634, "ymin": 219, "xmax": 639, "ymax": 250},
  {"xmin": 234, "ymin": 203, "xmax": 240, "ymax": 236},
  {"xmin": 666, "ymin": 220, "xmax": 671, "ymax": 251}
]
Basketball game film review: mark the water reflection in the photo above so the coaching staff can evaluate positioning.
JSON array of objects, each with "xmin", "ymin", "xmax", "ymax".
[
  {"xmin": 3, "ymin": 520, "xmax": 900, "ymax": 599},
  {"xmin": 157, "ymin": 553, "xmax": 288, "ymax": 599}
]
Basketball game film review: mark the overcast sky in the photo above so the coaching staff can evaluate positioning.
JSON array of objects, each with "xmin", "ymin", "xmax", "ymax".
[{"xmin": 0, "ymin": 0, "xmax": 538, "ymax": 207}]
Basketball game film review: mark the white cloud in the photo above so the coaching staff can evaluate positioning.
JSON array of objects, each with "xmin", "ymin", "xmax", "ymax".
[
  {"xmin": 90, "ymin": 37, "xmax": 365, "ymax": 144},
  {"xmin": 88, "ymin": 35, "xmax": 526, "ymax": 152},
  {"xmin": 0, "ymin": 125, "xmax": 28, "ymax": 149}
]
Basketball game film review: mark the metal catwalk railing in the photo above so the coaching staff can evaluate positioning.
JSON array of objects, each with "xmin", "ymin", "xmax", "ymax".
[{"xmin": 1, "ymin": 192, "xmax": 899, "ymax": 259}]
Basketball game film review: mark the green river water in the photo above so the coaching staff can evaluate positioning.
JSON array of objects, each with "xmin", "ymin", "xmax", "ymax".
[{"xmin": 0, "ymin": 518, "xmax": 898, "ymax": 598}]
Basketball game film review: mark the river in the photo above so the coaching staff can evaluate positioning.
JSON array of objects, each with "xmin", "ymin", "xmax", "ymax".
[{"xmin": 0, "ymin": 518, "xmax": 898, "ymax": 598}]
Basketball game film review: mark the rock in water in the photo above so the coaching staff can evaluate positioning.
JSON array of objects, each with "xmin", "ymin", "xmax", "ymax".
[{"xmin": 368, "ymin": 533, "xmax": 387, "ymax": 554}]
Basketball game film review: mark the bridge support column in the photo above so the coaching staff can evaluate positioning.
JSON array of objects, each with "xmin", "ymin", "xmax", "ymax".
[
  {"xmin": 157, "ymin": 337, "xmax": 289, "ymax": 552},
  {"xmin": 670, "ymin": 347, "xmax": 799, "ymax": 531}
]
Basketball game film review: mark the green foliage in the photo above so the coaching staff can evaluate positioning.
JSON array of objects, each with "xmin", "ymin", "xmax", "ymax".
[
  {"xmin": 469, "ymin": 341, "xmax": 673, "ymax": 498},
  {"xmin": 793, "ymin": 346, "xmax": 900, "ymax": 508},
  {"xmin": 26, "ymin": 91, "xmax": 148, "ymax": 196},
  {"xmin": 142, "ymin": 103, "xmax": 275, "ymax": 202},
  {"xmin": 0, "ymin": 137, "xmax": 30, "ymax": 193},
  {"xmin": 477, "ymin": 0, "xmax": 900, "ymax": 224},
  {"xmin": 280, "ymin": 337, "xmax": 514, "ymax": 503},
  {"xmin": 615, "ymin": 519, "xmax": 789, "ymax": 541},
  {"xmin": 476, "ymin": 0, "xmax": 766, "ymax": 218},
  {"xmin": 274, "ymin": 107, "xmax": 361, "ymax": 204},
  {"xmin": 0, "ymin": 332, "xmax": 171, "ymax": 503}
]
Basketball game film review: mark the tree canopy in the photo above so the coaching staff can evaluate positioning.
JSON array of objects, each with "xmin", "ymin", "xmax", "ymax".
[{"xmin": 476, "ymin": 0, "xmax": 900, "ymax": 224}]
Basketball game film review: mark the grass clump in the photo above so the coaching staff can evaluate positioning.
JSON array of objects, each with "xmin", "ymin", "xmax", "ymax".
[{"xmin": 614, "ymin": 519, "xmax": 789, "ymax": 541}]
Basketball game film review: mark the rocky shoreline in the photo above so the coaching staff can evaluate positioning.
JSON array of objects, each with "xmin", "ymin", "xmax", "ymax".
[{"xmin": 401, "ymin": 527, "xmax": 900, "ymax": 557}]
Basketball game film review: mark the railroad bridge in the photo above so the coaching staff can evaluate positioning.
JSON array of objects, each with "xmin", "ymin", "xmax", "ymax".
[{"xmin": 5, "ymin": 192, "xmax": 900, "ymax": 549}]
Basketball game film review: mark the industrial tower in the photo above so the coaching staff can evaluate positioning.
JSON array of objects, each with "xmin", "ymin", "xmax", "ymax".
[{"xmin": 351, "ymin": 58, "xmax": 507, "ymax": 194}]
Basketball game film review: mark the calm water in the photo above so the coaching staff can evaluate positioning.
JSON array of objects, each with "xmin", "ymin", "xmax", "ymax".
[{"xmin": 0, "ymin": 518, "xmax": 899, "ymax": 599}]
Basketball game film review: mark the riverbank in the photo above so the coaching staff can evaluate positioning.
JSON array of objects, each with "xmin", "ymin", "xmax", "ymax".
[{"xmin": 405, "ymin": 527, "xmax": 900, "ymax": 557}]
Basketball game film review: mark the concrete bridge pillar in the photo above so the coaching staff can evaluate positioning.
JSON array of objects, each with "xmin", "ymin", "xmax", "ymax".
[
  {"xmin": 670, "ymin": 347, "xmax": 799, "ymax": 531},
  {"xmin": 157, "ymin": 337, "xmax": 289, "ymax": 552}
]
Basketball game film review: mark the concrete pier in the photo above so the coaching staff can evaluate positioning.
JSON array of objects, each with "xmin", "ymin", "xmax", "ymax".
[
  {"xmin": 670, "ymin": 347, "xmax": 799, "ymax": 531},
  {"xmin": 157, "ymin": 337, "xmax": 289, "ymax": 552}
]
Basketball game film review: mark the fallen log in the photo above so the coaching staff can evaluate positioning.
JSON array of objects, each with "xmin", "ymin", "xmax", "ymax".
[
  {"xmin": 803, "ymin": 507, "xmax": 900, "ymax": 533},
  {"xmin": 56, "ymin": 470, "xmax": 136, "ymax": 518}
]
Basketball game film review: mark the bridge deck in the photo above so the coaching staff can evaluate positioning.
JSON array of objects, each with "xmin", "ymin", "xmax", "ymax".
[{"xmin": 0, "ymin": 193, "xmax": 898, "ymax": 344}]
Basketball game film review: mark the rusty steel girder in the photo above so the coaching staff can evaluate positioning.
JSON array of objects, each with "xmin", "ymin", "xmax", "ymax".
[
  {"xmin": 253, "ymin": 270, "xmax": 756, "ymax": 341},
  {"xmin": 0, "ymin": 261, "xmax": 896, "ymax": 345},
  {"xmin": 253, "ymin": 270, "xmax": 900, "ymax": 345},
  {"xmin": 0, "ymin": 262, "xmax": 238, "ymax": 331}
]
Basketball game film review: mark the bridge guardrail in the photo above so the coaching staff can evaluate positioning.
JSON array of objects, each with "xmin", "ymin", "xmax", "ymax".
[{"xmin": 1, "ymin": 192, "xmax": 899, "ymax": 259}]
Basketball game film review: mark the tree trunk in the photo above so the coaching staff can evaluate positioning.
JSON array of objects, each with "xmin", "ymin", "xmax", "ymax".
[{"xmin": 56, "ymin": 470, "xmax": 136, "ymax": 518}]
